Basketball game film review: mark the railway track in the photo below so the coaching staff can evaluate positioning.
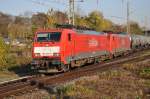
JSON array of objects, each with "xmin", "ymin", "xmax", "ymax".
[
  {"xmin": 0, "ymin": 49, "xmax": 149, "ymax": 98},
  {"xmin": 0, "ymin": 76, "xmax": 37, "ymax": 98}
]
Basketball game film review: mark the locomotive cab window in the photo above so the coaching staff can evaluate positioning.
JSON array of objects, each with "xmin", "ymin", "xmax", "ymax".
[
  {"xmin": 68, "ymin": 33, "xmax": 71, "ymax": 41},
  {"xmin": 36, "ymin": 32, "xmax": 61, "ymax": 42}
]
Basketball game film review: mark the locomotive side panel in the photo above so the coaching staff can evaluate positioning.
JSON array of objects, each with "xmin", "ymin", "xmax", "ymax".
[
  {"xmin": 62, "ymin": 32, "xmax": 110, "ymax": 67},
  {"xmin": 60, "ymin": 29, "xmax": 76, "ymax": 64},
  {"xmin": 108, "ymin": 34, "xmax": 131, "ymax": 56},
  {"xmin": 74, "ymin": 33, "xmax": 109, "ymax": 57}
]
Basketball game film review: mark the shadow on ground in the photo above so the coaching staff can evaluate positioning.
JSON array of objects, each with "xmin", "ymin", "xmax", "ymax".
[
  {"xmin": 8, "ymin": 64, "xmax": 62, "ymax": 77},
  {"xmin": 8, "ymin": 64, "xmax": 35, "ymax": 77}
]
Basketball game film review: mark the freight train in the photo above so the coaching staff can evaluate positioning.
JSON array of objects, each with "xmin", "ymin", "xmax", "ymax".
[{"xmin": 31, "ymin": 24, "xmax": 150, "ymax": 72}]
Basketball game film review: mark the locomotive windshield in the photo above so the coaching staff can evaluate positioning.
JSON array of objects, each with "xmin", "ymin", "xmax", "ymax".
[{"xmin": 36, "ymin": 32, "xmax": 61, "ymax": 42}]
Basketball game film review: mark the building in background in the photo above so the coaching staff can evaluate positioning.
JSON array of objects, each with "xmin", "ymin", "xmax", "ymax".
[{"xmin": 143, "ymin": 30, "xmax": 150, "ymax": 36}]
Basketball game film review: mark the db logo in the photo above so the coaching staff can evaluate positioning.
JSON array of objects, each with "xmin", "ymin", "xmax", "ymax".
[{"xmin": 89, "ymin": 39, "xmax": 98, "ymax": 47}]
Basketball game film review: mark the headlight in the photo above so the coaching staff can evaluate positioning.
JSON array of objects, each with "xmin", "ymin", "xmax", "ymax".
[
  {"xmin": 35, "ymin": 53, "xmax": 40, "ymax": 56},
  {"xmin": 53, "ymin": 53, "xmax": 60, "ymax": 56}
]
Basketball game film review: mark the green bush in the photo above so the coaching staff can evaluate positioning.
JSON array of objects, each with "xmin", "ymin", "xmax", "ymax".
[
  {"xmin": 0, "ymin": 37, "xmax": 8, "ymax": 68},
  {"xmin": 139, "ymin": 68, "xmax": 150, "ymax": 79}
]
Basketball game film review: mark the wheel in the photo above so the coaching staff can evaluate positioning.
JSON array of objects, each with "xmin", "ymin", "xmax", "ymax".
[
  {"xmin": 57, "ymin": 64, "xmax": 70, "ymax": 72},
  {"xmin": 109, "ymin": 54, "xmax": 114, "ymax": 59},
  {"xmin": 62, "ymin": 64, "xmax": 70, "ymax": 72}
]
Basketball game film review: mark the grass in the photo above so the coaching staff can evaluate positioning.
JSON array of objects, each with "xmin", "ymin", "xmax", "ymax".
[
  {"xmin": 57, "ymin": 83, "xmax": 95, "ymax": 98},
  {"xmin": 0, "ymin": 70, "xmax": 19, "ymax": 82},
  {"xmin": 55, "ymin": 70, "xmax": 145, "ymax": 98},
  {"xmin": 54, "ymin": 56, "xmax": 150, "ymax": 99},
  {"xmin": 123, "ymin": 58, "xmax": 150, "ymax": 79},
  {"xmin": 139, "ymin": 68, "xmax": 150, "ymax": 79},
  {"xmin": 0, "ymin": 49, "xmax": 32, "ymax": 82}
]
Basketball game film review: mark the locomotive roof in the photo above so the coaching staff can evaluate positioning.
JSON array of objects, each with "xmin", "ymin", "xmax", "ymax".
[
  {"xmin": 75, "ymin": 29, "xmax": 105, "ymax": 35},
  {"xmin": 56, "ymin": 24, "xmax": 105, "ymax": 35}
]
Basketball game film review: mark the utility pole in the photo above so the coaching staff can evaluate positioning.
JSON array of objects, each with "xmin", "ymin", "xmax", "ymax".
[
  {"xmin": 96, "ymin": 0, "xmax": 99, "ymax": 11},
  {"xmin": 144, "ymin": 16, "xmax": 148, "ymax": 35},
  {"xmin": 127, "ymin": 0, "xmax": 130, "ymax": 34},
  {"xmin": 68, "ymin": 0, "xmax": 84, "ymax": 25},
  {"xmin": 69, "ymin": 0, "xmax": 75, "ymax": 25}
]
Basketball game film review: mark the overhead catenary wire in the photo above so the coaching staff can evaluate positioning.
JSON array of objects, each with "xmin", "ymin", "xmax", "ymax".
[{"xmin": 26, "ymin": 0, "xmax": 66, "ymax": 6}]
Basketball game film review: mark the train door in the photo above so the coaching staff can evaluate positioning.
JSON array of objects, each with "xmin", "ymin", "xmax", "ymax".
[
  {"xmin": 110, "ymin": 34, "xmax": 117, "ymax": 54},
  {"xmin": 68, "ymin": 33, "xmax": 75, "ymax": 57},
  {"xmin": 107, "ymin": 34, "xmax": 111, "ymax": 52},
  {"xmin": 65, "ymin": 32, "xmax": 75, "ymax": 64}
]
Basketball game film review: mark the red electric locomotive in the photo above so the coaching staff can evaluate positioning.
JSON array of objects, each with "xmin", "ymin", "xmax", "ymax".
[
  {"xmin": 107, "ymin": 32, "xmax": 131, "ymax": 57},
  {"xmin": 31, "ymin": 25, "xmax": 131, "ymax": 72}
]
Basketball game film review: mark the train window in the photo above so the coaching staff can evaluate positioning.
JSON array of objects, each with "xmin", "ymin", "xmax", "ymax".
[
  {"xmin": 37, "ymin": 32, "xmax": 61, "ymax": 42},
  {"xmin": 68, "ymin": 33, "xmax": 71, "ymax": 41}
]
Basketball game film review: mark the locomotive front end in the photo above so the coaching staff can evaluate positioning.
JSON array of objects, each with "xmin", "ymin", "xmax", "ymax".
[{"xmin": 31, "ymin": 30, "xmax": 62, "ymax": 71}]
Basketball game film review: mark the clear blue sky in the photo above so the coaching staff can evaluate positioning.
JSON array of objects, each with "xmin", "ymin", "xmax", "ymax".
[{"xmin": 0, "ymin": 0, "xmax": 150, "ymax": 29}]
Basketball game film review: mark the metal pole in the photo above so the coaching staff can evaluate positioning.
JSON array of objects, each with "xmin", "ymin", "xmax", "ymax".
[
  {"xmin": 69, "ymin": 0, "xmax": 75, "ymax": 25},
  {"xmin": 145, "ymin": 16, "xmax": 148, "ymax": 35},
  {"xmin": 97, "ymin": 0, "xmax": 99, "ymax": 11},
  {"xmin": 69, "ymin": 0, "xmax": 71, "ymax": 24},
  {"xmin": 73, "ymin": 0, "xmax": 75, "ymax": 25},
  {"xmin": 127, "ymin": 0, "xmax": 130, "ymax": 34}
]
